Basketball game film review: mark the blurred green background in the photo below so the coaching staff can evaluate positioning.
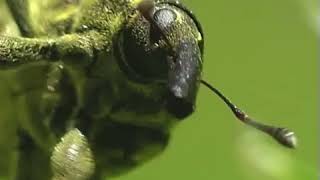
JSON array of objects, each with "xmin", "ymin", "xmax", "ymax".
[
  {"xmin": 0, "ymin": 0, "xmax": 318, "ymax": 180},
  {"xmin": 119, "ymin": 0, "xmax": 318, "ymax": 180}
]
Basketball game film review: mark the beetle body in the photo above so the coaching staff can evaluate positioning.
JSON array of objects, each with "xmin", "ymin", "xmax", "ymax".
[{"xmin": 0, "ymin": 0, "xmax": 204, "ymax": 179}]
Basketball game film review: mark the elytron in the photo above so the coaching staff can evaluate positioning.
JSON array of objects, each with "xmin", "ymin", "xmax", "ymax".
[{"xmin": 0, "ymin": 0, "xmax": 296, "ymax": 179}]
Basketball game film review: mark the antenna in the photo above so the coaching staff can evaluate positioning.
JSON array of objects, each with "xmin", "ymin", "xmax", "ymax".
[{"xmin": 201, "ymin": 80, "xmax": 297, "ymax": 148}]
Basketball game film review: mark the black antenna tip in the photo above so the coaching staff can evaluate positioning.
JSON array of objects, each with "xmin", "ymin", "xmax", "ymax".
[{"xmin": 273, "ymin": 128, "xmax": 297, "ymax": 149}]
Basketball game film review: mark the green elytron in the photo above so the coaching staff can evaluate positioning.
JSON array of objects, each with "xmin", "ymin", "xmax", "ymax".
[{"xmin": 0, "ymin": 0, "xmax": 297, "ymax": 179}]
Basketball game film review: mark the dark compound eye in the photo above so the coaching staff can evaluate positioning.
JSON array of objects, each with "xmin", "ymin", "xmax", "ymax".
[
  {"xmin": 116, "ymin": 3, "xmax": 203, "ymax": 83},
  {"xmin": 116, "ymin": 11, "xmax": 171, "ymax": 82}
]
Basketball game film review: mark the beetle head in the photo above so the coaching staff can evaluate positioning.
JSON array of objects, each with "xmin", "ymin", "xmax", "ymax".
[{"xmin": 117, "ymin": 0, "xmax": 204, "ymax": 119}]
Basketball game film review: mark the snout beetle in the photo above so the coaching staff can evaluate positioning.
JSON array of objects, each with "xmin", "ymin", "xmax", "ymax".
[{"xmin": 0, "ymin": 0, "xmax": 296, "ymax": 179}]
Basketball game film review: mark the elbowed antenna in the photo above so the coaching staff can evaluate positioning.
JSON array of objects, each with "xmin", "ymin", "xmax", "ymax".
[{"xmin": 201, "ymin": 80, "xmax": 297, "ymax": 149}]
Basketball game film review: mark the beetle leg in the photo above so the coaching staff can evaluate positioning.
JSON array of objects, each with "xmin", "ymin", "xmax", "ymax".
[
  {"xmin": 0, "ymin": 75, "xmax": 18, "ymax": 179},
  {"xmin": 15, "ymin": 130, "xmax": 51, "ymax": 180},
  {"xmin": 5, "ymin": 0, "xmax": 35, "ymax": 37},
  {"xmin": 6, "ymin": 0, "xmax": 83, "ymax": 37},
  {"xmin": 51, "ymin": 128, "xmax": 95, "ymax": 180},
  {"xmin": 43, "ymin": 61, "xmax": 79, "ymax": 137},
  {"xmin": 12, "ymin": 61, "xmax": 77, "ymax": 151},
  {"xmin": 0, "ymin": 31, "xmax": 106, "ymax": 69}
]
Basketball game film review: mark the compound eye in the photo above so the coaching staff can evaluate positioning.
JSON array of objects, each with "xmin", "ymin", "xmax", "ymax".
[{"xmin": 153, "ymin": 8, "xmax": 177, "ymax": 31}]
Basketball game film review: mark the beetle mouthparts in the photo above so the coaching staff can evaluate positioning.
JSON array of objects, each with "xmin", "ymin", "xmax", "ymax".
[{"xmin": 166, "ymin": 90, "xmax": 194, "ymax": 119}]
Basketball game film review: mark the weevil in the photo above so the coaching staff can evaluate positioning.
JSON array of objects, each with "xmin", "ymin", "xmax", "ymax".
[{"xmin": 0, "ymin": 0, "xmax": 297, "ymax": 179}]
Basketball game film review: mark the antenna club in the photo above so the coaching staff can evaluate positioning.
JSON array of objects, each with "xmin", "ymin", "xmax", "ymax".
[
  {"xmin": 200, "ymin": 79, "xmax": 298, "ymax": 149},
  {"xmin": 272, "ymin": 128, "xmax": 297, "ymax": 149}
]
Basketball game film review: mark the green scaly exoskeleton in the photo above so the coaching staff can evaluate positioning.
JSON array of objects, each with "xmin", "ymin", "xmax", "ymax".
[
  {"xmin": 0, "ymin": 0, "xmax": 204, "ymax": 180},
  {"xmin": 0, "ymin": 0, "xmax": 140, "ymax": 179}
]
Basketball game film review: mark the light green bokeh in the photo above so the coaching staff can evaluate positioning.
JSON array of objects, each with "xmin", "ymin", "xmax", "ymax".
[{"xmin": 117, "ymin": 0, "xmax": 318, "ymax": 180}]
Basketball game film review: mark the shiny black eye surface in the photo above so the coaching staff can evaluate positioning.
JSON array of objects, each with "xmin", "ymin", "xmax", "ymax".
[
  {"xmin": 153, "ymin": 8, "xmax": 176, "ymax": 31},
  {"xmin": 118, "ymin": 16, "xmax": 169, "ymax": 81},
  {"xmin": 116, "ymin": 9, "xmax": 173, "ymax": 82}
]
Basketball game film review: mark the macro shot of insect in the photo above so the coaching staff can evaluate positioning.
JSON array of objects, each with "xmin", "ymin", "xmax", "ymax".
[{"xmin": 0, "ymin": 0, "xmax": 301, "ymax": 180}]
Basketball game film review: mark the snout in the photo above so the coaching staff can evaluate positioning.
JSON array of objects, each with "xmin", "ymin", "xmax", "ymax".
[{"xmin": 166, "ymin": 40, "xmax": 202, "ymax": 119}]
